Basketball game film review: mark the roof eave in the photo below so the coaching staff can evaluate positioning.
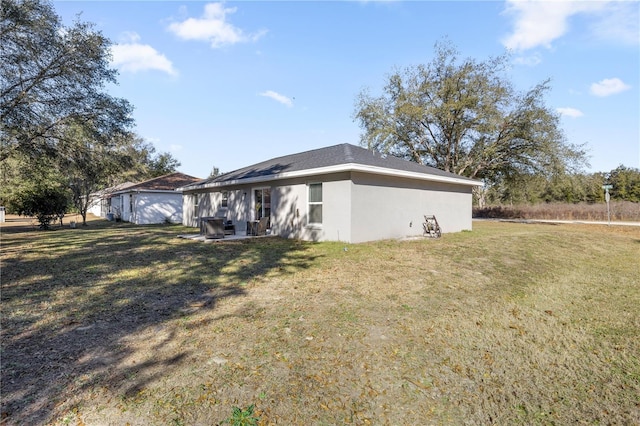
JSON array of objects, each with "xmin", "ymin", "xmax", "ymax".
[
  {"xmin": 110, "ymin": 188, "xmax": 184, "ymax": 195},
  {"xmin": 179, "ymin": 163, "xmax": 482, "ymax": 191}
]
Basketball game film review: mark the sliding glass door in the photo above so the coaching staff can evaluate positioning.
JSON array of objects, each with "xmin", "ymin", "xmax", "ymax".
[{"xmin": 254, "ymin": 188, "xmax": 271, "ymax": 220}]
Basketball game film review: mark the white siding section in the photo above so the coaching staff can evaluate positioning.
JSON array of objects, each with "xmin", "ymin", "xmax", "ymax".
[
  {"xmin": 307, "ymin": 179, "xmax": 351, "ymax": 242},
  {"xmin": 182, "ymin": 170, "xmax": 473, "ymax": 243},
  {"xmin": 271, "ymin": 182, "xmax": 306, "ymax": 239},
  {"xmin": 268, "ymin": 174, "xmax": 352, "ymax": 242},
  {"xmin": 183, "ymin": 189, "xmax": 252, "ymax": 230},
  {"xmin": 128, "ymin": 192, "xmax": 183, "ymax": 224},
  {"xmin": 350, "ymin": 172, "xmax": 472, "ymax": 243},
  {"xmin": 112, "ymin": 194, "xmax": 125, "ymax": 220},
  {"xmin": 87, "ymin": 196, "xmax": 104, "ymax": 217},
  {"xmin": 182, "ymin": 193, "xmax": 196, "ymax": 227}
]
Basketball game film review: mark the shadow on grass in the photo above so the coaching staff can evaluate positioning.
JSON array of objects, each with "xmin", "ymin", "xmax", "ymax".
[{"xmin": 1, "ymin": 221, "xmax": 319, "ymax": 424}]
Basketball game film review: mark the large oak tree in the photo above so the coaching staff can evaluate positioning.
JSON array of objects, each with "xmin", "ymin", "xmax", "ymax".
[
  {"xmin": 354, "ymin": 40, "xmax": 587, "ymax": 187},
  {"xmin": 1, "ymin": 0, "xmax": 133, "ymax": 162},
  {"xmin": 1, "ymin": 0, "xmax": 182, "ymax": 224}
]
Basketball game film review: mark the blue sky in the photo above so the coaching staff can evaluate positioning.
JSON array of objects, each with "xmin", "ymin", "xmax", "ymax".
[{"xmin": 55, "ymin": 1, "xmax": 639, "ymax": 179}]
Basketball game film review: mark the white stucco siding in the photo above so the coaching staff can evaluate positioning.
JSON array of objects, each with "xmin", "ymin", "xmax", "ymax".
[
  {"xmin": 182, "ymin": 193, "xmax": 196, "ymax": 227},
  {"xmin": 182, "ymin": 191, "xmax": 213, "ymax": 228},
  {"xmin": 111, "ymin": 195, "xmax": 125, "ymax": 220},
  {"xmin": 180, "ymin": 170, "xmax": 473, "ymax": 242},
  {"xmin": 122, "ymin": 193, "xmax": 133, "ymax": 222},
  {"xmin": 270, "ymin": 183, "xmax": 306, "ymax": 239},
  {"xmin": 206, "ymin": 189, "xmax": 249, "ymax": 229},
  {"xmin": 224, "ymin": 190, "xmax": 249, "ymax": 227},
  {"xmin": 316, "ymin": 179, "xmax": 352, "ymax": 242},
  {"xmin": 198, "ymin": 192, "xmax": 215, "ymax": 218},
  {"xmin": 183, "ymin": 188, "xmax": 251, "ymax": 230},
  {"xmin": 350, "ymin": 172, "xmax": 473, "ymax": 243},
  {"xmin": 86, "ymin": 196, "xmax": 104, "ymax": 217},
  {"xmin": 129, "ymin": 192, "xmax": 184, "ymax": 224},
  {"xmin": 268, "ymin": 174, "xmax": 352, "ymax": 242}
]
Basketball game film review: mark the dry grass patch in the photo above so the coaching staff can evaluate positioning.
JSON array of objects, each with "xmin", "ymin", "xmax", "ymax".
[
  {"xmin": 474, "ymin": 201, "xmax": 640, "ymax": 222},
  {"xmin": 1, "ymin": 219, "xmax": 639, "ymax": 425}
]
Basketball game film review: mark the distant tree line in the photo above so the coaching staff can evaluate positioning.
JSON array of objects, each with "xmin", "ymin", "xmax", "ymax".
[
  {"xmin": 1, "ymin": 0, "xmax": 179, "ymax": 228},
  {"xmin": 480, "ymin": 165, "xmax": 640, "ymax": 205}
]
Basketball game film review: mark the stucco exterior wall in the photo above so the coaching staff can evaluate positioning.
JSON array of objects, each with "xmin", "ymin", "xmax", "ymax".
[
  {"xmin": 349, "ymin": 172, "xmax": 473, "ymax": 243},
  {"xmin": 308, "ymin": 179, "xmax": 352, "ymax": 242},
  {"xmin": 182, "ymin": 193, "xmax": 196, "ymax": 227},
  {"xmin": 128, "ymin": 192, "xmax": 184, "ymax": 225},
  {"xmin": 124, "ymin": 194, "xmax": 133, "ymax": 222},
  {"xmin": 87, "ymin": 196, "xmax": 105, "ymax": 217},
  {"xmin": 269, "ymin": 177, "xmax": 352, "ymax": 242},
  {"xmin": 183, "ymin": 172, "xmax": 353, "ymax": 241},
  {"xmin": 182, "ymin": 171, "xmax": 474, "ymax": 243},
  {"xmin": 183, "ymin": 189, "xmax": 253, "ymax": 230},
  {"xmin": 112, "ymin": 194, "xmax": 127, "ymax": 221}
]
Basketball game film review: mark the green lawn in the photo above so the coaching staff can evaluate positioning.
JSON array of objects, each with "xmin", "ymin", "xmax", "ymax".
[{"xmin": 1, "ymin": 218, "xmax": 639, "ymax": 425}]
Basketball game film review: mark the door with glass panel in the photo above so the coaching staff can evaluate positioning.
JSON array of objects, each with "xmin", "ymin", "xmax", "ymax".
[{"xmin": 254, "ymin": 188, "xmax": 271, "ymax": 220}]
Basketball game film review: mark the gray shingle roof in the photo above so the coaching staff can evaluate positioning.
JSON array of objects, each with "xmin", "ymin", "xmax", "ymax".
[
  {"xmin": 185, "ymin": 143, "xmax": 478, "ymax": 189},
  {"xmin": 119, "ymin": 172, "xmax": 201, "ymax": 192},
  {"xmin": 91, "ymin": 182, "xmax": 136, "ymax": 198}
]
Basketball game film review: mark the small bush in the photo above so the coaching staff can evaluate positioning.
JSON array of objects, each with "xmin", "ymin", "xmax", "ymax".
[
  {"xmin": 473, "ymin": 206, "xmax": 524, "ymax": 219},
  {"xmin": 12, "ymin": 184, "xmax": 70, "ymax": 230},
  {"xmin": 226, "ymin": 404, "xmax": 259, "ymax": 426}
]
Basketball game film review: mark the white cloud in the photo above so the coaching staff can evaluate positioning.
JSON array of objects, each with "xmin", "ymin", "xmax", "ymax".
[
  {"xmin": 111, "ymin": 33, "xmax": 177, "ymax": 76},
  {"xmin": 168, "ymin": 2, "xmax": 266, "ymax": 48},
  {"xmin": 260, "ymin": 90, "xmax": 293, "ymax": 107},
  {"xmin": 501, "ymin": 0, "xmax": 613, "ymax": 51},
  {"xmin": 590, "ymin": 2, "xmax": 640, "ymax": 45},
  {"xmin": 590, "ymin": 78, "xmax": 631, "ymax": 97},
  {"xmin": 556, "ymin": 107, "xmax": 583, "ymax": 118},
  {"xmin": 169, "ymin": 144, "xmax": 183, "ymax": 152},
  {"xmin": 513, "ymin": 52, "xmax": 542, "ymax": 66}
]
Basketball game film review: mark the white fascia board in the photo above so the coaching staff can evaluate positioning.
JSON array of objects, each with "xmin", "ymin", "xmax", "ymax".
[
  {"xmin": 111, "ymin": 189, "xmax": 182, "ymax": 195},
  {"xmin": 179, "ymin": 163, "xmax": 483, "ymax": 192},
  {"xmin": 348, "ymin": 164, "xmax": 484, "ymax": 186}
]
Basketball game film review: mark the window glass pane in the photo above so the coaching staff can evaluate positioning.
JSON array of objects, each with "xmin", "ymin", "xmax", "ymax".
[
  {"xmin": 309, "ymin": 183, "xmax": 322, "ymax": 202},
  {"xmin": 254, "ymin": 189, "xmax": 263, "ymax": 219},
  {"xmin": 221, "ymin": 191, "xmax": 228, "ymax": 207},
  {"xmin": 193, "ymin": 194, "xmax": 199, "ymax": 217},
  {"xmin": 309, "ymin": 205, "xmax": 322, "ymax": 224},
  {"xmin": 264, "ymin": 188, "xmax": 271, "ymax": 218}
]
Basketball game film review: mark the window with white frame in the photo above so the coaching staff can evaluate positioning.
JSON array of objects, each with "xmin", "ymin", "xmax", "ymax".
[
  {"xmin": 254, "ymin": 188, "xmax": 271, "ymax": 220},
  {"xmin": 308, "ymin": 183, "xmax": 322, "ymax": 225},
  {"xmin": 221, "ymin": 191, "xmax": 229, "ymax": 208},
  {"xmin": 193, "ymin": 194, "xmax": 199, "ymax": 218}
]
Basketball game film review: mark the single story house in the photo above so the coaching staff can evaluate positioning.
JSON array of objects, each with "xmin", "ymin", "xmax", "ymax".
[
  {"xmin": 87, "ymin": 182, "xmax": 136, "ymax": 218},
  {"xmin": 178, "ymin": 144, "xmax": 483, "ymax": 243},
  {"xmin": 110, "ymin": 172, "xmax": 201, "ymax": 225}
]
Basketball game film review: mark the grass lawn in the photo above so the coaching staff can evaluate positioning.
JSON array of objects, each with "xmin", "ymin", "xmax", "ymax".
[{"xmin": 1, "ymin": 216, "xmax": 639, "ymax": 425}]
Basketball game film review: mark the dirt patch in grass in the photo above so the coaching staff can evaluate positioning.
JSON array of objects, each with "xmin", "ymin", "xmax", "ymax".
[{"xmin": 2, "ymin": 220, "xmax": 639, "ymax": 424}]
